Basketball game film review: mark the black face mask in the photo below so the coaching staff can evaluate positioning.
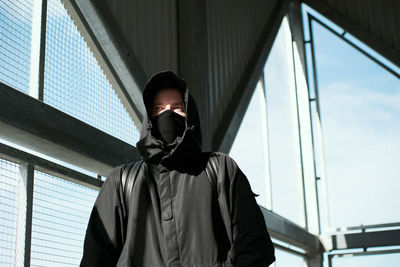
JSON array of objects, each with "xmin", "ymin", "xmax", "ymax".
[{"xmin": 151, "ymin": 110, "xmax": 186, "ymax": 144}]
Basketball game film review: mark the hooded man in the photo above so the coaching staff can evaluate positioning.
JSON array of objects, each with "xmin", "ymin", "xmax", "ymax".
[{"xmin": 80, "ymin": 71, "xmax": 275, "ymax": 267}]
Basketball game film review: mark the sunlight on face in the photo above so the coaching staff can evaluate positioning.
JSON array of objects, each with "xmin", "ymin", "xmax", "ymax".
[{"xmin": 152, "ymin": 88, "xmax": 186, "ymax": 118}]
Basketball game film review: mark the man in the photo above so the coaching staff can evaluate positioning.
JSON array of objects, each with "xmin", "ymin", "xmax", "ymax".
[{"xmin": 80, "ymin": 71, "xmax": 275, "ymax": 267}]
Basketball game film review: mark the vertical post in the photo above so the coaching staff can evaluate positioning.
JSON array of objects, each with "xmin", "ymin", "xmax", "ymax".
[
  {"xmin": 307, "ymin": 13, "xmax": 332, "ymax": 235},
  {"xmin": 288, "ymin": 1, "xmax": 324, "ymax": 266},
  {"xmin": 288, "ymin": 0, "xmax": 321, "ymax": 236},
  {"xmin": 260, "ymin": 72, "xmax": 273, "ymax": 211},
  {"xmin": 29, "ymin": 0, "xmax": 48, "ymax": 101},
  {"xmin": 177, "ymin": 0, "xmax": 211, "ymax": 151},
  {"xmin": 15, "ymin": 163, "xmax": 35, "ymax": 267},
  {"xmin": 308, "ymin": 253, "xmax": 324, "ymax": 267}
]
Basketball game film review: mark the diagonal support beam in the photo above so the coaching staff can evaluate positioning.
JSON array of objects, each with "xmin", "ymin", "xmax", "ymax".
[
  {"xmin": 328, "ymin": 229, "xmax": 400, "ymax": 250},
  {"xmin": 260, "ymin": 206, "xmax": 323, "ymax": 254},
  {"xmin": 62, "ymin": 0, "xmax": 147, "ymax": 127},
  {"xmin": 0, "ymin": 82, "xmax": 140, "ymax": 176},
  {"xmin": 213, "ymin": 0, "xmax": 290, "ymax": 153}
]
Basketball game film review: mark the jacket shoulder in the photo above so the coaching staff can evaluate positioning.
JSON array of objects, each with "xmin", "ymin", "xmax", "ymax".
[
  {"xmin": 212, "ymin": 152, "xmax": 240, "ymax": 169},
  {"xmin": 106, "ymin": 164, "xmax": 126, "ymax": 180}
]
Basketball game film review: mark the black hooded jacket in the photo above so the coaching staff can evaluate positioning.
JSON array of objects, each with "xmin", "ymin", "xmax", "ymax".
[{"xmin": 80, "ymin": 71, "xmax": 275, "ymax": 267}]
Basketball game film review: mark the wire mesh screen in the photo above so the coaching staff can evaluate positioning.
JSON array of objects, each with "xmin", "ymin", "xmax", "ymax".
[
  {"xmin": 0, "ymin": 158, "xmax": 21, "ymax": 266},
  {"xmin": 30, "ymin": 170, "xmax": 98, "ymax": 266},
  {"xmin": 43, "ymin": 0, "xmax": 140, "ymax": 145},
  {"xmin": 0, "ymin": 0, "xmax": 33, "ymax": 93}
]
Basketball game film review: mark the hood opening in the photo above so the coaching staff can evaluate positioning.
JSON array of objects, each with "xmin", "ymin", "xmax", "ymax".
[
  {"xmin": 136, "ymin": 71, "xmax": 203, "ymax": 165},
  {"xmin": 143, "ymin": 71, "xmax": 187, "ymax": 121}
]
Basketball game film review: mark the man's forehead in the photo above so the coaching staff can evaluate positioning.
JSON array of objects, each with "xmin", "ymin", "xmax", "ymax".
[{"xmin": 152, "ymin": 88, "xmax": 183, "ymax": 102}]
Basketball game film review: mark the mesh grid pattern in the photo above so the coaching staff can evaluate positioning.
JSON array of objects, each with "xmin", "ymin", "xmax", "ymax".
[
  {"xmin": 0, "ymin": 158, "xmax": 20, "ymax": 266},
  {"xmin": 0, "ymin": 0, "xmax": 33, "ymax": 93},
  {"xmin": 30, "ymin": 170, "xmax": 98, "ymax": 266},
  {"xmin": 43, "ymin": 0, "xmax": 140, "ymax": 145}
]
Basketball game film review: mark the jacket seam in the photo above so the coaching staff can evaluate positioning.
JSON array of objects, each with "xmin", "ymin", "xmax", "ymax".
[{"xmin": 169, "ymin": 170, "xmax": 183, "ymax": 266}]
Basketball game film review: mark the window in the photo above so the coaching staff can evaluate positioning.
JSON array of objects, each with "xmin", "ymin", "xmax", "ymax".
[
  {"xmin": 0, "ymin": 0, "xmax": 33, "ymax": 93},
  {"xmin": 229, "ymin": 80, "xmax": 270, "ymax": 208},
  {"xmin": 263, "ymin": 17, "xmax": 305, "ymax": 227},
  {"xmin": 30, "ymin": 171, "xmax": 98, "ymax": 266},
  {"xmin": 304, "ymin": 5, "xmax": 400, "ymax": 229},
  {"xmin": 0, "ymin": 158, "xmax": 22, "ymax": 266},
  {"xmin": 43, "ymin": 0, "xmax": 139, "ymax": 145}
]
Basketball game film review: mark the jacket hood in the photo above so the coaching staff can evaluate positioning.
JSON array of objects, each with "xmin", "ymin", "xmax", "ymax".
[{"xmin": 136, "ymin": 71, "xmax": 202, "ymax": 166}]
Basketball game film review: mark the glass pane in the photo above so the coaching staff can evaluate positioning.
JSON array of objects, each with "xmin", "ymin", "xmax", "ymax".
[
  {"xmin": 331, "ymin": 252, "xmax": 400, "ymax": 267},
  {"xmin": 0, "ymin": 158, "xmax": 21, "ymax": 266},
  {"xmin": 271, "ymin": 248, "xmax": 307, "ymax": 267},
  {"xmin": 311, "ymin": 20, "xmax": 400, "ymax": 228},
  {"xmin": 293, "ymin": 40, "xmax": 319, "ymax": 234},
  {"xmin": 43, "ymin": 0, "xmax": 139, "ymax": 145},
  {"xmin": 0, "ymin": 0, "xmax": 33, "ymax": 93},
  {"xmin": 229, "ymin": 80, "xmax": 270, "ymax": 208},
  {"xmin": 263, "ymin": 17, "xmax": 305, "ymax": 227},
  {"xmin": 31, "ymin": 171, "xmax": 98, "ymax": 266}
]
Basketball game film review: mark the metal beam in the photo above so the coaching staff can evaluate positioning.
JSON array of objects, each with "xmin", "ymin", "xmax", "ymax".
[
  {"xmin": 177, "ymin": 0, "xmax": 211, "ymax": 151},
  {"xmin": 0, "ymin": 142, "xmax": 103, "ymax": 190},
  {"xmin": 19, "ymin": 163, "xmax": 34, "ymax": 267},
  {"xmin": 307, "ymin": 253, "xmax": 323, "ymax": 267},
  {"xmin": 0, "ymin": 82, "xmax": 141, "ymax": 176},
  {"xmin": 288, "ymin": 0, "xmax": 321, "ymax": 238},
  {"xmin": 288, "ymin": 0, "xmax": 307, "ymax": 76},
  {"xmin": 62, "ymin": 0, "xmax": 147, "ymax": 128},
  {"xmin": 329, "ymin": 229, "xmax": 400, "ymax": 250},
  {"xmin": 28, "ymin": 0, "xmax": 47, "ymax": 101},
  {"xmin": 213, "ymin": 0, "xmax": 290, "ymax": 153},
  {"xmin": 302, "ymin": 0, "xmax": 400, "ymax": 68},
  {"xmin": 260, "ymin": 206, "xmax": 323, "ymax": 254}
]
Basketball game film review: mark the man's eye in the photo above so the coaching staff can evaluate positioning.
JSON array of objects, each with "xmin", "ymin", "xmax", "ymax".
[{"xmin": 174, "ymin": 105, "xmax": 184, "ymax": 110}]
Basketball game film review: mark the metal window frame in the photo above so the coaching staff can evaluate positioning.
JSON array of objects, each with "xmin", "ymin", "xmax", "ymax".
[
  {"xmin": 301, "ymin": 7, "xmax": 400, "ymax": 267},
  {"xmin": 301, "ymin": 0, "xmax": 400, "ymax": 69},
  {"xmin": 308, "ymin": 14, "xmax": 399, "ymax": 79},
  {"xmin": 0, "ymin": 81, "xmax": 141, "ymax": 177},
  {"xmin": 61, "ymin": 0, "xmax": 147, "ymax": 128},
  {"xmin": 304, "ymin": 7, "xmax": 400, "ymax": 233},
  {"xmin": 293, "ymin": 2, "xmax": 400, "ymax": 265},
  {"xmin": 28, "ymin": 0, "xmax": 47, "ymax": 101},
  {"xmin": 27, "ymin": 0, "xmax": 145, "ymax": 130},
  {"xmin": 327, "ymin": 248, "xmax": 400, "ymax": 267},
  {"xmin": 0, "ymin": 142, "xmax": 103, "ymax": 191},
  {"xmin": 0, "ymin": 141, "xmax": 102, "ymax": 266},
  {"xmin": 256, "ymin": 14, "xmax": 308, "ymax": 230}
]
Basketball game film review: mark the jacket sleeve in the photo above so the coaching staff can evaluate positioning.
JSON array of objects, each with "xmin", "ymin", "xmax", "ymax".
[
  {"xmin": 80, "ymin": 165, "xmax": 127, "ymax": 267},
  {"xmin": 224, "ymin": 156, "xmax": 276, "ymax": 267}
]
